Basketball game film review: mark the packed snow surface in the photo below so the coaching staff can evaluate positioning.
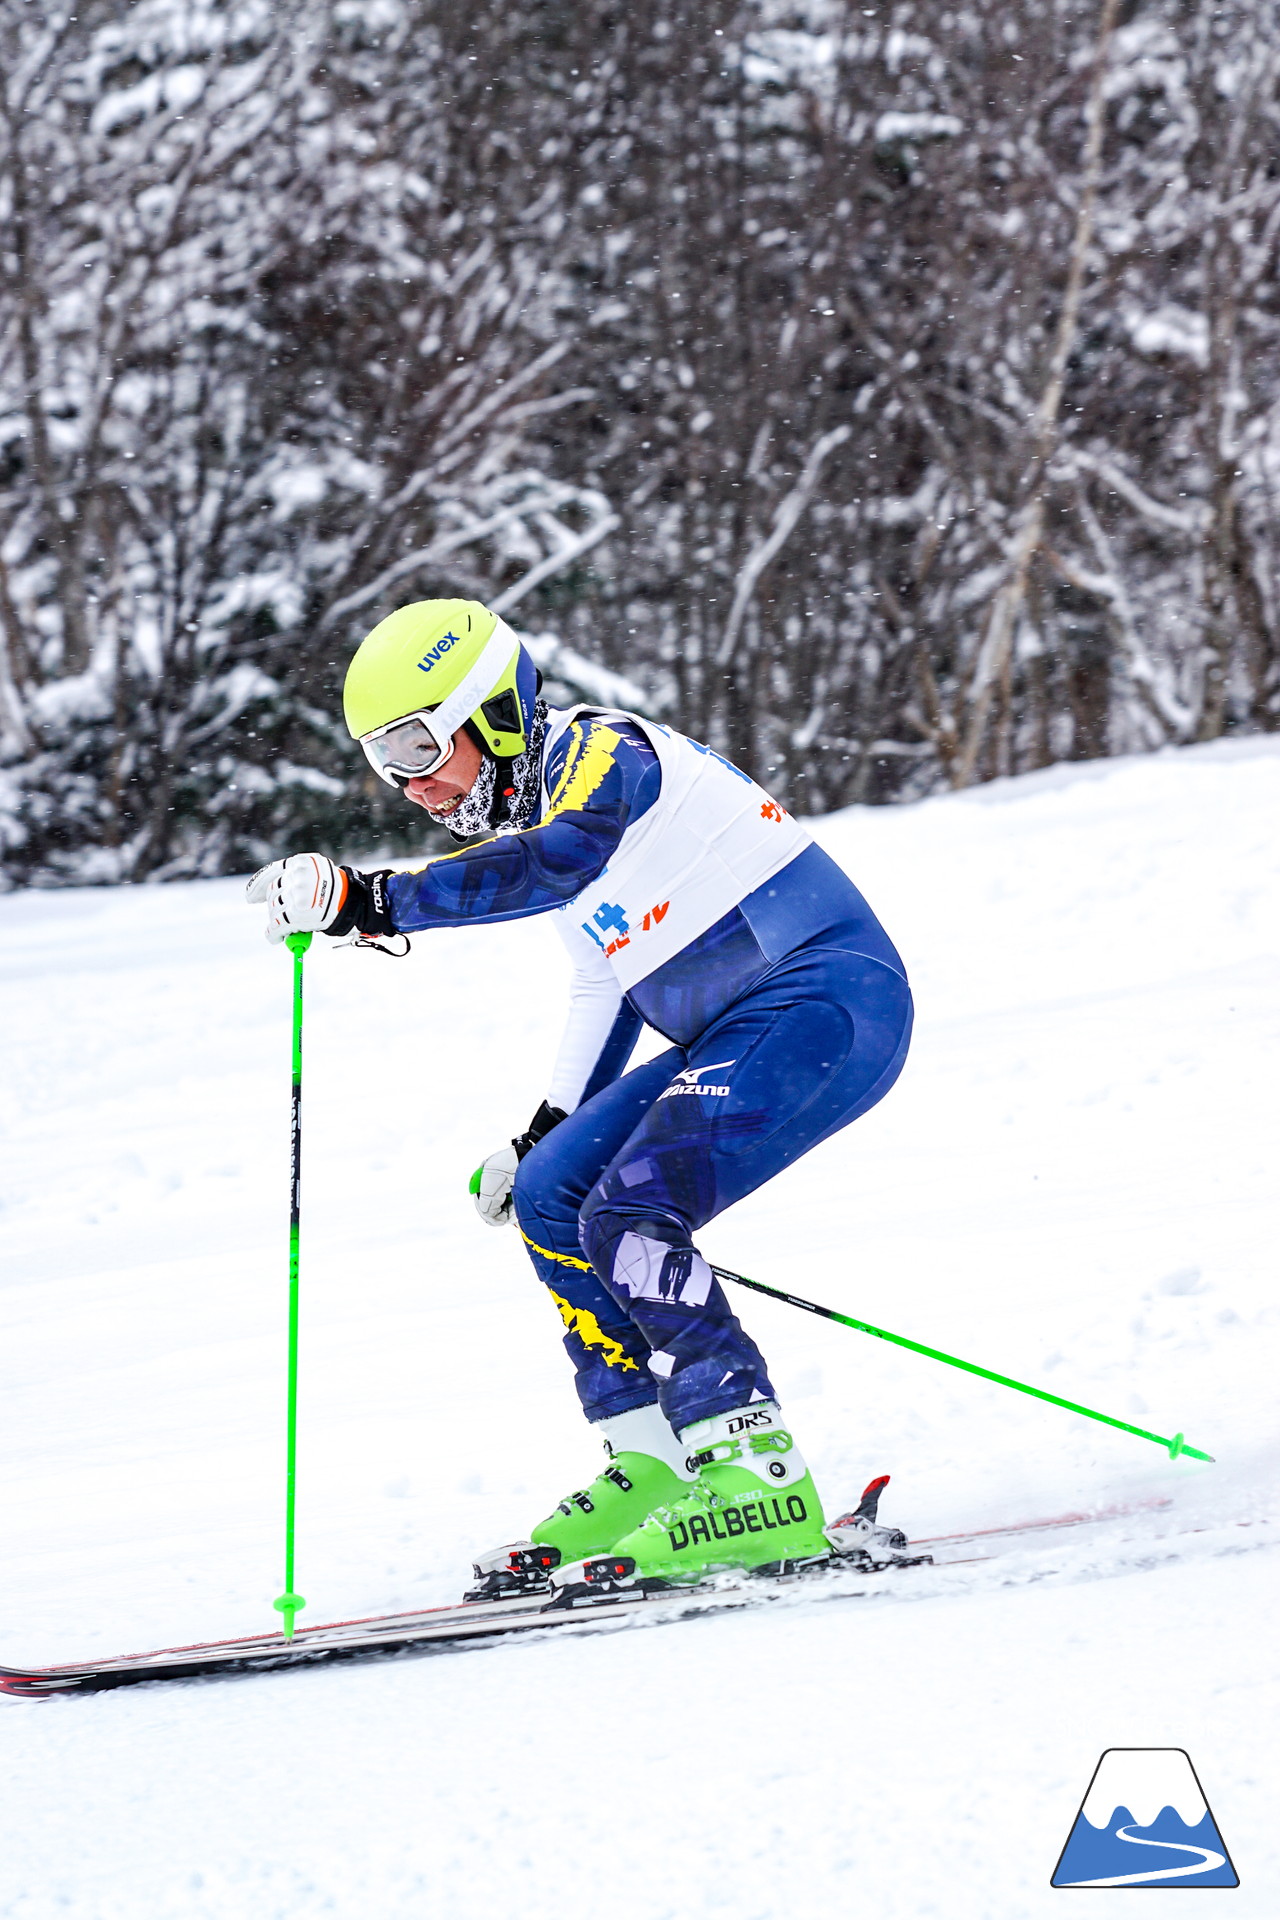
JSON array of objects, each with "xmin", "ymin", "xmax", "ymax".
[{"xmin": 2, "ymin": 738, "xmax": 1278, "ymax": 1918}]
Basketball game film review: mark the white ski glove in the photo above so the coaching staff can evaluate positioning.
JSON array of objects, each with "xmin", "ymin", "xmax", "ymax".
[
  {"xmin": 246, "ymin": 854, "xmax": 347, "ymax": 944},
  {"xmin": 470, "ymin": 1145, "xmax": 520, "ymax": 1227},
  {"xmin": 245, "ymin": 855, "xmax": 409, "ymax": 954},
  {"xmin": 468, "ymin": 1100, "xmax": 568, "ymax": 1228}
]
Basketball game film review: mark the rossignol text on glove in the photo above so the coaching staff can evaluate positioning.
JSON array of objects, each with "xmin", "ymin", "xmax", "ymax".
[{"xmin": 327, "ymin": 867, "xmax": 397, "ymax": 941}]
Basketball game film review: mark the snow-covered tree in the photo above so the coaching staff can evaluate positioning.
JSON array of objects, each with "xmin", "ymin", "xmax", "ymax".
[
  {"xmin": 0, "ymin": 0, "xmax": 617, "ymax": 882},
  {"xmin": 2, "ymin": 0, "xmax": 1277, "ymax": 888}
]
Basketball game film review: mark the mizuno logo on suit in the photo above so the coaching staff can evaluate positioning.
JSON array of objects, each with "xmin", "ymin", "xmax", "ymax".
[{"xmin": 658, "ymin": 1060, "xmax": 735, "ymax": 1099}]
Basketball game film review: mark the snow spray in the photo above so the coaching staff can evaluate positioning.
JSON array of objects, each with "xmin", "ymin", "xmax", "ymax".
[{"xmin": 712, "ymin": 1267, "xmax": 1213, "ymax": 1464}]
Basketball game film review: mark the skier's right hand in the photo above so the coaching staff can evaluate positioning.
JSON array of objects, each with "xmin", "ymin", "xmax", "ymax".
[
  {"xmin": 468, "ymin": 1102, "xmax": 568, "ymax": 1228},
  {"xmin": 470, "ymin": 1146, "xmax": 519, "ymax": 1227}
]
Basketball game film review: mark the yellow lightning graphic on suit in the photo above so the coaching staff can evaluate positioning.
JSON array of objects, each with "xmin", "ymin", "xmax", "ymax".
[{"xmin": 520, "ymin": 1230, "xmax": 640, "ymax": 1374}]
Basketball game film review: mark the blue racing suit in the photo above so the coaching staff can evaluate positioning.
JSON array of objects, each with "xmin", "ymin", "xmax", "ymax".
[{"xmin": 386, "ymin": 717, "xmax": 912, "ymax": 1435}]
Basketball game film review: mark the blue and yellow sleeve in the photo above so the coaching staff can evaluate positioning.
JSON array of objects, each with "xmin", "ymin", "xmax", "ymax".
[{"xmin": 384, "ymin": 719, "xmax": 661, "ymax": 932}]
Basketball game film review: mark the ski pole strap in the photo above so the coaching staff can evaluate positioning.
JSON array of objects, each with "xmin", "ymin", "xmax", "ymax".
[{"xmin": 710, "ymin": 1266, "xmax": 1214, "ymax": 1465}]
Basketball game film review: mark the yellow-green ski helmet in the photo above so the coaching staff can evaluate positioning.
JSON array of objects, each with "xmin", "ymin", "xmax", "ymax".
[{"xmin": 343, "ymin": 599, "xmax": 540, "ymax": 788}]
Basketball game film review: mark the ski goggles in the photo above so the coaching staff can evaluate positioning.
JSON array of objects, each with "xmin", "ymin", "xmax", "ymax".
[
  {"xmin": 360, "ymin": 709, "xmax": 457, "ymax": 786},
  {"xmin": 358, "ymin": 620, "xmax": 521, "ymax": 788}
]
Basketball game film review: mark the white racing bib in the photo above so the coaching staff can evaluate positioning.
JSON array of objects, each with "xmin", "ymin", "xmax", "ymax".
[{"xmin": 542, "ymin": 707, "xmax": 810, "ymax": 993}]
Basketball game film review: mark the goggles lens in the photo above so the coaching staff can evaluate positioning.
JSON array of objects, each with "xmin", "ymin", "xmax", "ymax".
[{"xmin": 361, "ymin": 712, "xmax": 453, "ymax": 786}]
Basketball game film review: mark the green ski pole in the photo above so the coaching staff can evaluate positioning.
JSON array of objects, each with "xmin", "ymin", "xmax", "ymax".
[
  {"xmin": 273, "ymin": 930, "xmax": 312, "ymax": 1639},
  {"xmin": 711, "ymin": 1265, "xmax": 1214, "ymax": 1464}
]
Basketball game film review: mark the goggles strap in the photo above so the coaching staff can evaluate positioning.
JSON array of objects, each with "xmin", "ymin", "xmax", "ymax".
[{"xmin": 422, "ymin": 619, "xmax": 521, "ymax": 753}]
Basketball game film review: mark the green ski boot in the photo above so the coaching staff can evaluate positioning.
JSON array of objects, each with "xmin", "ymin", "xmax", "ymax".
[
  {"xmin": 574, "ymin": 1401, "xmax": 830, "ymax": 1589},
  {"xmin": 465, "ymin": 1403, "xmax": 694, "ymax": 1600}
]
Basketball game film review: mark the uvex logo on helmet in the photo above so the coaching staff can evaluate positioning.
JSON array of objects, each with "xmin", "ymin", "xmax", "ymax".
[{"xmin": 417, "ymin": 631, "xmax": 460, "ymax": 672}]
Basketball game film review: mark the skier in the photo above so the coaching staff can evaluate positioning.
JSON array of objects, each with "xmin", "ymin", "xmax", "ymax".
[{"xmin": 247, "ymin": 598, "xmax": 913, "ymax": 1595}]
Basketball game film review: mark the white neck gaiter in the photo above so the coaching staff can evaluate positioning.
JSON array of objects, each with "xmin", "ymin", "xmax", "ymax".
[{"xmin": 430, "ymin": 698, "xmax": 549, "ymax": 841}]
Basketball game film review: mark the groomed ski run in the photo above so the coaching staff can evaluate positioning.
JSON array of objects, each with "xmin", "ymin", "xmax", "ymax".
[
  {"xmin": 5, "ymin": 1492, "xmax": 1276, "ymax": 1697},
  {"xmin": 3, "ymin": 739, "xmax": 1277, "ymax": 1918}
]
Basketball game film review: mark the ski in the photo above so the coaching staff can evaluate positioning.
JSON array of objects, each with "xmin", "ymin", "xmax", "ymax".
[
  {"xmin": 914, "ymin": 1493, "xmax": 1173, "ymax": 1555},
  {"xmin": 0, "ymin": 1561, "xmax": 875, "ymax": 1696},
  {"xmin": 0, "ymin": 1491, "xmax": 1195, "ymax": 1697}
]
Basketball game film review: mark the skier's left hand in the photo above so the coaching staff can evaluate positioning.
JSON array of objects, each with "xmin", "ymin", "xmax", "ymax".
[
  {"xmin": 246, "ymin": 854, "xmax": 347, "ymax": 943},
  {"xmin": 247, "ymin": 854, "xmax": 402, "ymax": 948}
]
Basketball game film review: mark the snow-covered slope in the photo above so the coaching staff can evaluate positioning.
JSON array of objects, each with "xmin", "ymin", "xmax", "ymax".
[{"xmin": 2, "ymin": 739, "xmax": 1278, "ymax": 1918}]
